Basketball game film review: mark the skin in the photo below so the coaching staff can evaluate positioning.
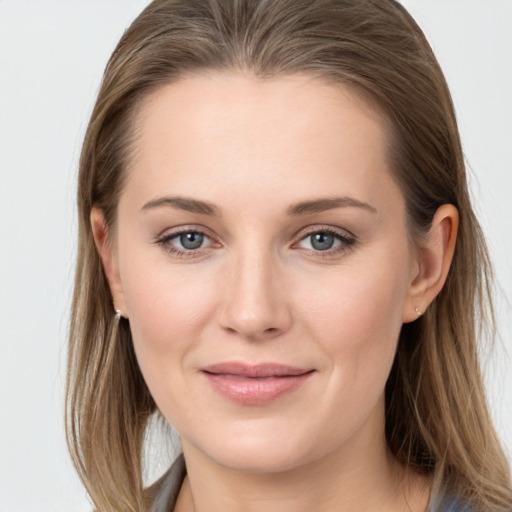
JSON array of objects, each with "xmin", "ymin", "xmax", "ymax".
[{"xmin": 92, "ymin": 73, "xmax": 458, "ymax": 512}]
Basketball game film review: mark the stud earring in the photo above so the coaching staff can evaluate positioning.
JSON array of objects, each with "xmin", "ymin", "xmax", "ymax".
[
  {"xmin": 415, "ymin": 307, "xmax": 422, "ymax": 316},
  {"xmin": 115, "ymin": 309, "xmax": 122, "ymax": 319}
]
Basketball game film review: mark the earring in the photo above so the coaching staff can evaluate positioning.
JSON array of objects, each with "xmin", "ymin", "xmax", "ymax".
[
  {"xmin": 115, "ymin": 309, "xmax": 122, "ymax": 319},
  {"xmin": 415, "ymin": 307, "xmax": 422, "ymax": 316}
]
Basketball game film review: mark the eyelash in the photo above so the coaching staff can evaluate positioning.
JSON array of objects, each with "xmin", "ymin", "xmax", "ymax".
[
  {"xmin": 294, "ymin": 227, "xmax": 355, "ymax": 257},
  {"xmin": 155, "ymin": 226, "xmax": 356, "ymax": 258},
  {"xmin": 155, "ymin": 228, "xmax": 215, "ymax": 258}
]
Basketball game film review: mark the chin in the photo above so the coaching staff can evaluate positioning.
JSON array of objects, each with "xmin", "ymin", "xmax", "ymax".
[
  {"xmin": 212, "ymin": 443, "xmax": 309, "ymax": 474},
  {"xmin": 184, "ymin": 419, "xmax": 327, "ymax": 474}
]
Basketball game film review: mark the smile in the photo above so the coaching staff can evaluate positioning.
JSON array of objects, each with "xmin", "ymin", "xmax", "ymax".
[{"xmin": 200, "ymin": 362, "xmax": 315, "ymax": 405}]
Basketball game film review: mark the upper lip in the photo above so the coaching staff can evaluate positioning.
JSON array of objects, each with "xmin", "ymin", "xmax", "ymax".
[{"xmin": 201, "ymin": 362, "xmax": 313, "ymax": 378}]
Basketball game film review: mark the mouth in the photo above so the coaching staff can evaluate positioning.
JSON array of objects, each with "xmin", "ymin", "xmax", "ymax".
[{"xmin": 200, "ymin": 362, "xmax": 315, "ymax": 405}]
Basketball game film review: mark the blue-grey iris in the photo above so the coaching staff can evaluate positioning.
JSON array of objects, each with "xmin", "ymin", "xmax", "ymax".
[
  {"xmin": 311, "ymin": 233, "xmax": 334, "ymax": 251},
  {"xmin": 180, "ymin": 232, "xmax": 204, "ymax": 249}
]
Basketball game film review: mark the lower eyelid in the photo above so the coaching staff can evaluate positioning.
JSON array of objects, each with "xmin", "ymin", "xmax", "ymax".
[
  {"xmin": 155, "ymin": 227, "xmax": 354, "ymax": 256},
  {"xmin": 155, "ymin": 228, "xmax": 223, "ymax": 256},
  {"xmin": 300, "ymin": 229, "xmax": 354, "ymax": 242},
  {"xmin": 156, "ymin": 228, "xmax": 207, "ymax": 242},
  {"xmin": 293, "ymin": 228, "xmax": 356, "ymax": 253}
]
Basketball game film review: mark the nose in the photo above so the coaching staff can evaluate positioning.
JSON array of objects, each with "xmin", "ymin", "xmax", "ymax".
[{"xmin": 218, "ymin": 248, "xmax": 293, "ymax": 342}]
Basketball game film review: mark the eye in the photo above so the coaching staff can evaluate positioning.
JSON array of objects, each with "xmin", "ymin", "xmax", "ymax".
[
  {"xmin": 155, "ymin": 228, "xmax": 217, "ymax": 256},
  {"xmin": 306, "ymin": 232, "xmax": 337, "ymax": 251},
  {"xmin": 177, "ymin": 232, "xmax": 205, "ymax": 250},
  {"xmin": 295, "ymin": 228, "xmax": 355, "ymax": 254}
]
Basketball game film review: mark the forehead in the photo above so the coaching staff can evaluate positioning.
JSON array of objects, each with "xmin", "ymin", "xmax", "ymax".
[
  {"xmin": 123, "ymin": 72, "xmax": 401, "ymax": 216},
  {"xmin": 133, "ymin": 72, "xmax": 387, "ymax": 152}
]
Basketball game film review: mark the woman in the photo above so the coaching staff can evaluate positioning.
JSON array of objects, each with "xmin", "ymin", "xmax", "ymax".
[{"xmin": 65, "ymin": 0, "xmax": 512, "ymax": 511}]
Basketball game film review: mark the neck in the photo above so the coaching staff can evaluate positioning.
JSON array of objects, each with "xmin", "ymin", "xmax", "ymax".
[{"xmin": 174, "ymin": 414, "xmax": 430, "ymax": 512}]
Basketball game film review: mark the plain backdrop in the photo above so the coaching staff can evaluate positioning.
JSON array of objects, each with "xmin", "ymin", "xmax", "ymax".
[{"xmin": 0, "ymin": 1, "xmax": 511, "ymax": 511}]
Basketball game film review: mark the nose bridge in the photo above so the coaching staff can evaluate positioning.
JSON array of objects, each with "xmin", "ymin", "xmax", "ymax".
[{"xmin": 220, "ymin": 239, "xmax": 291, "ymax": 340}]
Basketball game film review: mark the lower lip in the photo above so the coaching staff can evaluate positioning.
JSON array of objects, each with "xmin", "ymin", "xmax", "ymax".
[{"xmin": 202, "ymin": 372, "xmax": 313, "ymax": 405}]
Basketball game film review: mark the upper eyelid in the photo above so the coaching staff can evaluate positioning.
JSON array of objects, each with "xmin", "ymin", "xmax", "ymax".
[
  {"xmin": 156, "ymin": 225, "xmax": 216, "ymax": 240},
  {"xmin": 155, "ymin": 224, "xmax": 355, "ymax": 248},
  {"xmin": 155, "ymin": 228, "xmax": 218, "ymax": 254},
  {"xmin": 294, "ymin": 224, "xmax": 355, "ymax": 241}
]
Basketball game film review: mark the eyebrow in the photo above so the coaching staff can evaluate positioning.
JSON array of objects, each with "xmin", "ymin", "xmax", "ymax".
[
  {"xmin": 287, "ymin": 196, "xmax": 377, "ymax": 216},
  {"xmin": 141, "ymin": 196, "xmax": 221, "ymax": 216},
  {"xmin": 141, "ymin": 195, "xmax": 377, "ymax": 217}
]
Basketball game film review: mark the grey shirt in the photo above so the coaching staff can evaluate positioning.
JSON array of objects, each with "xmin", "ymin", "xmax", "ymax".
[{"xmin": 150, "ymin": 455, "xmax": 186, "ymax": 512}]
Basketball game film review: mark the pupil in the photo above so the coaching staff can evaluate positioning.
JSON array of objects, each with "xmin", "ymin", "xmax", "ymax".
[
  {"xmin": 311, "ymin": 233, "xmax": 334, "ymax": 251},
  {"xmin": 180, "ymin": 232, "xmax": 203, "ymax": 250}
]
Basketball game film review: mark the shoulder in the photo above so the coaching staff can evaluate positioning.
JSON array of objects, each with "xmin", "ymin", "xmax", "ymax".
[
  {"xmin": 146, "ymin": 455, "xmax": 187, "ymax": 512},
  {"xmin": 429, "ymin": 495, "xmax": 476, "ymax": 512}
]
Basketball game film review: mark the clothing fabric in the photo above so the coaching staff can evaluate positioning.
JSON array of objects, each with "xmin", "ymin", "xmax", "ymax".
[
  {"xmin": 150, "ymin": 455, "xmax": 186, "ymax": 512},
  {"xmin": 429, "ymin": 496, "xmax": 474, "ymax": 512},
  {"xmin": 150, "ymin": 456, "xmax": 473, "ymax": 512}
]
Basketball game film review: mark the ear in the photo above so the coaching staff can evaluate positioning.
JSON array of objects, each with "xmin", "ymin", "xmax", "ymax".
[
  {"xmin": 90, "ymin": 206, "xmax": 128, "ymax": 318},
  {"xmin": 402, "ymin": 204, "xmax": 458, "ymax": 323}
]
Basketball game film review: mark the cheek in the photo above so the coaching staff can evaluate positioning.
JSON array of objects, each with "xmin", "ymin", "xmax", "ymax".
[
  {"xmin": 295, "ymin": 250, "xmax": 410, "ymax": 375},
  {"xmin": 120, "ymin": 258, "xmax": 219, "ymax": 386}
]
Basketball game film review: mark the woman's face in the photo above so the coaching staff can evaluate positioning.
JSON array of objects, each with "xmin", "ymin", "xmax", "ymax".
[{"xmin": 106, "ymin": 73, "xmax": 422, "ymax": 472}]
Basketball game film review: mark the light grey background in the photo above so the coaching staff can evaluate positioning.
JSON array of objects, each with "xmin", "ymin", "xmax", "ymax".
[{"xmin": 0, "ymin": 1, "xmax": 510, "ymax": 511}]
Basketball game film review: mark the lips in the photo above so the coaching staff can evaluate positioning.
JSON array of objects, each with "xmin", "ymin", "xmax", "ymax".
[{"xmin": 200, "ymin": 362, "xmax": 314, "ymax": 405}]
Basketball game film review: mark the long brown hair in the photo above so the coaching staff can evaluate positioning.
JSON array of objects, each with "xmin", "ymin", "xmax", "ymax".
[{"xmin": 66, "ymin": 1, "xmax": 512, "ymax": 510}]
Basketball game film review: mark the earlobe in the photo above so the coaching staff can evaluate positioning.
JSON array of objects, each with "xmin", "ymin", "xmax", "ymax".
[
  {"xmin": 90, "ymin": 206, "xmax": 128, "ymax": 318},
  {"xmin": 403, "ymin": 204, "xmax": 458, "ymax": 323}
]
